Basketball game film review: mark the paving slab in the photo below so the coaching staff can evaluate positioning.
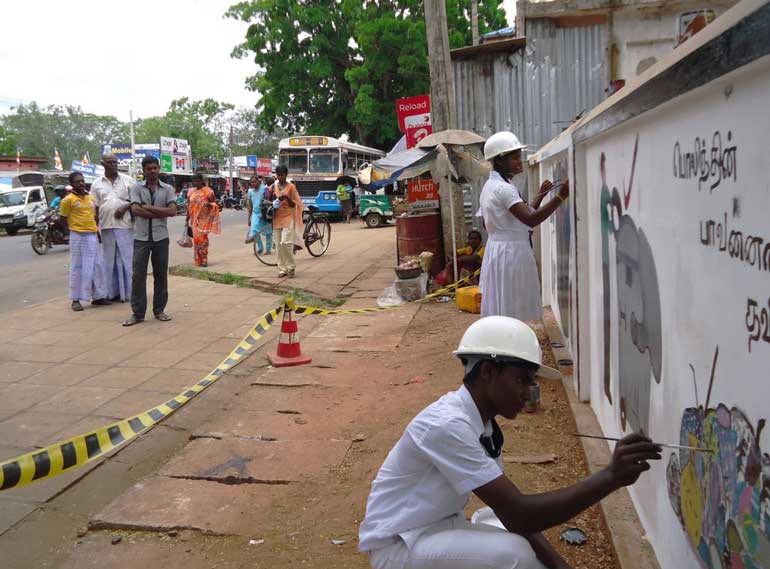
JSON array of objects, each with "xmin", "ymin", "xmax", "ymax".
[
  {"xmin": 0, "ymin": 410, "xmax": 84, "ymax": 448},
  {"xmin": 0, "ymin": 497, "xmax": 37, "ymax": 536},
  {"xmin": 0, "ymin": 361, "xmax": 52, "ymax": 383},
  {"xmin": 0, "ymin": 383, "xmax": 61, "ymax": 414},
  {"xmin": 226, "ymin": 384, "xmax": 336, "ymax": 412},
  {"xmin": 94, "ymin": 389, "xmax": 179, "ymax": 419},
  {"xmin": 18, "ymin": 363, "xmax": 108, "ymax": 387},
  {"xmin": 159, "ymin": 437, "xmax": 351, "ymax": 483},
  {"xmin": 192, "ymin": 404, "xmax": 350, "ymax": 442},
  {"xmin": 30, "ymin": 387, "xmax": 126, "ymax": 417},
  {"xmin": 91, "ymin": 475, "xmax": 278, "ymax": 536},
  {"xmin": 79, "ymin": 366, "xmax": 163, "ymax": 389}
]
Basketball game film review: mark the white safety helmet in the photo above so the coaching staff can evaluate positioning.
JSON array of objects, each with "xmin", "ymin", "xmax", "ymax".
[
  {"xmin": 453, "ymin": 316, "xmax": 561, "ymax": 379},
  {"xmin": 483, "ymin": 131, "xmax": 527, "ymax": 162}
]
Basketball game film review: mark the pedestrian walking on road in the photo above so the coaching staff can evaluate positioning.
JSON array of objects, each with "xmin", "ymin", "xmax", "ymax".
[
  {"xmin": 186, "ymin": 173, "xmax": 221, "ymax": 267},
  {"xmin": 272, "ymin": 164, "xmax": 303, "ymax": 278},
  {"xmin": 91, "ymin": 152, "xmax": 134, "ymax": 302},
  {"xmin": 59, "ymin": 172, "xmax": 110, "ymax": 312},
  {"xmin": 478, "ymin": 131, "xmax": 569, "ymax": 321},
  {"xmin": 359, "ymin": 316, "xmax": 662, "ymax": 569},
  {"xmin": 246, "ymin": 175, "xmax": 274, "ymax": 254},
  {"xmin": 122, "ymin": 155, "xmax": 177, "ymax": 326}
]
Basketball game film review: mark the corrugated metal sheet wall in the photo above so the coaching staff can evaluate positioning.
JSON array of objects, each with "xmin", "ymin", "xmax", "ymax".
[{"xmin": 453, "ymin": 19, "xmax": 608, "ymax": 151}]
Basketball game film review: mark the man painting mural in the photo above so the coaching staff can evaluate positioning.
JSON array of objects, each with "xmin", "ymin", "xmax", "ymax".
[{"xmin": 91, "ymin": 153, "xmax": 134, "ymax": 302}]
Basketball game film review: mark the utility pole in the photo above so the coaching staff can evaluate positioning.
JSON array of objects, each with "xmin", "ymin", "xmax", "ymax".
[
  {"xmin": 228, "ymin": 125, "xmax": 234, "ymax": 199},
  {"xmin": 425, "ymin": 0, "xmax": 465, "ymax": 271},
  {"xmin": 471, "ymin": 0, "xmax": 480, "ymax": 46},
  {"xmin": 129, "ymin": 110, "xmax": 137, "ymax": 180}
]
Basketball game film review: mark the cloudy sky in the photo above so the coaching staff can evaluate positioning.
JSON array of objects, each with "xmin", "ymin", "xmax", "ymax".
[{"xmin": 0, "ymin": 0, "xmax": 514, "ymax": 122}]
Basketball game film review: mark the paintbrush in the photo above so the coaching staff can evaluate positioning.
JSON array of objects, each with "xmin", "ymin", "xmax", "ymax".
[{"xmin": 573, "ymin": 433, "xmax": 713, "ymax": 453}]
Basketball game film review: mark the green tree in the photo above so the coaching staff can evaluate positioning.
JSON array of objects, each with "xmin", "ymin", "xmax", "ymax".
[
  {"xmin": 0, "ymin": 124, "xmax": 18, "ymax": 156},
  {"xmin": 227, "ymin": 0, "xmax": 506, "ymax": 150},
  {"xmin": 1, "ymin": 102, "xmax": 128, "ymax": 166},
  {"xmin": 230, "ymin": 107, "xmax": 284, "ymax": 158},
  {"xmin": 134, "ymin": 97, "xmax": 234, "ymax": 160}
]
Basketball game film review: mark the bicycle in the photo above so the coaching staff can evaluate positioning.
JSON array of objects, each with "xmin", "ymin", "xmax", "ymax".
[{"xmin": 253, "ymin": 205, "xmax": 332, "ymax": 266}]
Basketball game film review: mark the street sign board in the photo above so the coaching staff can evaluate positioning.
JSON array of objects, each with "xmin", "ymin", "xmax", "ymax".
[
  {"xmin": 407, "ymin": 179, "xmax": 439, "ymax": 211},
  {"xmin": 246, "ymin": 155, "xmax": 257, "ymax": 168},
  {"xmin": 160, "ymin": 137, "xmax": 192, "ymax": 174},
  {"xmin": 257, "ymin": 158, "xmax": 272, "ymax": 175},
  {"xmin": 70, "ymin": 160, "xmax": 98, "ymax": 183},
  {"xmin": 396, "ymin": 94, "xmax": 431, "ymax": 133}
]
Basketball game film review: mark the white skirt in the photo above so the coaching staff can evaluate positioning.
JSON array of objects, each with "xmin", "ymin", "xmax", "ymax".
[{"xmin": 479, "ymin": 239, "xmax": 542, "ymax": 321}]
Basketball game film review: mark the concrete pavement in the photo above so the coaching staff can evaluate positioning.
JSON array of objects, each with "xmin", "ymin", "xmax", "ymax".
[{"xmin": 0, "ymin": 219, "xmax": 397, "ymax": 541}]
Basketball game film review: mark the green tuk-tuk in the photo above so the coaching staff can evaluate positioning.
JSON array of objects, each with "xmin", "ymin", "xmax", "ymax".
[{"xmin": 359, "ymin": 194, "xmax": 393, "ymax": 228}]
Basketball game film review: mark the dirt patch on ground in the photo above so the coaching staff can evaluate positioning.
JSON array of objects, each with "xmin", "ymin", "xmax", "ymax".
[{"xmin": 56, "ymin": 303, "xmax": 620, "ymax": 569}]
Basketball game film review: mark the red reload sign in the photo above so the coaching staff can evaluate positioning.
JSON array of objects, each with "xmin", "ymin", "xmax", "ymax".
[
  {"xmin": 257, "ymin": 158, "xmax": 272, "ymax": 175},
  {"xmin": 396, "ymin": 94, "xmax": 431, "ymax": 133}
]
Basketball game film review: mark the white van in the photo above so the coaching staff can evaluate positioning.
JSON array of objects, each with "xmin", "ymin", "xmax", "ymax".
[{"xmin": 0, "ymin": 186, "xmax": 49, "ymax": 236}]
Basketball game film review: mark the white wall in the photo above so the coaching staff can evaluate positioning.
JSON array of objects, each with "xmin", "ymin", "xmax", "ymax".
[{"xmin": 534, "ymin": 28, "xmax": 770, "ymax": 569}]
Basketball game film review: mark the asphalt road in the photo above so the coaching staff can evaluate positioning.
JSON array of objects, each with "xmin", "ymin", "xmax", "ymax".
[{"xmin": 0, "ymin": 209, "xmax": 248, "ymax": 315}]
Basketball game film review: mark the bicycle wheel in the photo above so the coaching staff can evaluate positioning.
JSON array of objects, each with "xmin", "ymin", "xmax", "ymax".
[
  {"xmin": 305, "ymin": 217, "xmax": 331, "ymax": 257},
  {"xmin": 253, "ymin": 237, "xmax": 278, "ymax": 266}
]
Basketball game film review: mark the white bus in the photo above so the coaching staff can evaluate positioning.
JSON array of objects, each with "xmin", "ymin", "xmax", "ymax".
[{"xmin": 277, "ymin": 136, "xmax": 386, "ymax": 214}]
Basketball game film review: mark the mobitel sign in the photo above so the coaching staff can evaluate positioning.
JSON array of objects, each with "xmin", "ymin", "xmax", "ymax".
[{"xmin": 396, "ymin": 94, "xmax": 431, "ymax": 133}]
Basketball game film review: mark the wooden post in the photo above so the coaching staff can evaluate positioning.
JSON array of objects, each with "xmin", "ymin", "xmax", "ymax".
[
  {"xmin": 472, "ymin": 0, "xmax": 480, "ymax": 46},
  {"xmin": 425, "ymin": 0, "xmax": 466, "ymax": 266}
]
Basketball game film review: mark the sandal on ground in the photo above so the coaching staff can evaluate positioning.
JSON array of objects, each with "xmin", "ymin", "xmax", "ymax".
[
  {"xmin": 200, "ymin": 262, "xmax": 208, "ymax": 267},
  {"xmin": 71, "ymin": 301, "xmax": 84, "ymax": 312},
  {"xmin": 278, "ymin": 271, "xmax": 288, "ymax": 278},
  {"xmin": 91, "ymin": 298, "xmax": 112, "ymax": 306},
  {"xmin": 288, "ymin": 271, "xmax": 295, "ymax": 278},
  {"xmin": 154, "ymin": 312, "xmax": 173, "ymax": 322},
  {"xmin": 122, "ymin": 315, "xmax": 144, "ymax": 326}
]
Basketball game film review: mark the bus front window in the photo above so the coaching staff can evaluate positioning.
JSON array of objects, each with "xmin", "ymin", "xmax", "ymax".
[
  {"xmin": 309, "ymin": 150, "xmax": 340, "ymax": 174},
  {"xmin": 279, "ymin": 151, "xmax": 308, "ymax": 174}
]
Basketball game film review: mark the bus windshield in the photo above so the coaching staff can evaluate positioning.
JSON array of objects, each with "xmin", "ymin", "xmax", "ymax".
[
  {"xmin": 279, "ymin": 151, "xmax": 308, "ymax": 174},
  {"xmin": 309, "ymin": 149, "xmax": 340, "ymax": 174}
]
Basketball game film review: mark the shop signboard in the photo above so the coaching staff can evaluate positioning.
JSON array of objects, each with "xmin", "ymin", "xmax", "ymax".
[
  {"xmin": 70, "ymin": 160, "xmax": 98, "ymax": 183},
  {"xmin": 195, "ymin": 158, "xmax": 219, "ymax": 174},
  {"xmin": 404, "ymin": 112, "xmax": 433, "ymax": 149},
  {"xmin": 257, "ymin": 158, "xmax": 272, "ymax": 175},
  {"xmin": 407, "ymin": 179, "xmax": 439, "ymax": 211},
  {"xmin": 160, "ymin": 137, "xmax": 192, "ymax": 174},
  {"xmin": 396, "ymin": 94, "xmax": 431, "ymax": 133},
  {"xmin": 101, "ymin": 143, "xmax": 133, "ymax": 161},
  {"xmin": 239, "ymin": 167, "xmax": 256, "ymax": 178}
]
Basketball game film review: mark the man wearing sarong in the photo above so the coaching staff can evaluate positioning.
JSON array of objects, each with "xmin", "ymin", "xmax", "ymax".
[
  {"xmin": 59, "ymin": 172, "xmax": 110, "ymax": 312},
  {"xmin": 92, "ymin": 153, "xmax": 134, "ymax": 302}
]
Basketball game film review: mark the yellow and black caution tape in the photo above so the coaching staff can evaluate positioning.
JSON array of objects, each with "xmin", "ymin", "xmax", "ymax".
[
  {"xmin": 0, "ymin": 306, "xmax": 284, "ymax": 492},
  {"xmin": 0, "ymin": 269, "xmax": 477, "ymax": 492},
  {"xmin": 291, "ymin": 269, "xmax": 480, "ymax": 316}
]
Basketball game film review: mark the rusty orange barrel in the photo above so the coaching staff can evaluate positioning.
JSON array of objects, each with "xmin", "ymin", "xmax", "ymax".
[{"xmin": 396, "ymin": 212, "xmax": 445, "ymax": 276}]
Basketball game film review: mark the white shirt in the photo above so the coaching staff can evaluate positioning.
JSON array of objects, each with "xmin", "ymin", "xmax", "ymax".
[
  {"xmin": 90, "ymin": 173, "xmax": 133, "ymax": 230},
  {"xmin": 479, "ymin": 171, "xmax": 529, "ymax": 241},
  {"xmin": 358, "ymin": 385, "xmax": 503, "ymax": 552}
]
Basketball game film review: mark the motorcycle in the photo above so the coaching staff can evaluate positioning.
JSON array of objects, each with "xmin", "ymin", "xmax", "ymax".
[{"xmin": 31, "ymin": 210, "xmax": 69, "ymax": 255}]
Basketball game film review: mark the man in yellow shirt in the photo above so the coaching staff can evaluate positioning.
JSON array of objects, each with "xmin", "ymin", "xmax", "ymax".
[{"xmin": 59, "ymin": 172, "xmax": 110, "ymax": 311}]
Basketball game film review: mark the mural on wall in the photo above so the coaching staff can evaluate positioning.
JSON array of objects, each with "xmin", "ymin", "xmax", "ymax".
[
  {"xmin": 599, "ymin": 135, "xmax": 663, "ymax": 434},
  {"xmin": 667, "ymin": 347, "xmax": 770, "ymax": 569},
  {"xmin": 551, "ymin": 155, "xmax": 572, "ymax": 343}
]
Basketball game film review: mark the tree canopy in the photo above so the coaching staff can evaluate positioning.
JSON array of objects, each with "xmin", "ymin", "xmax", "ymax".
[
  {"xmin": 226, "ymin": 0, "xmax": 506, "ymax": 150},
  {"xmin": 0, "ymin": 98, "xmax": 282, "ymax": 168}
]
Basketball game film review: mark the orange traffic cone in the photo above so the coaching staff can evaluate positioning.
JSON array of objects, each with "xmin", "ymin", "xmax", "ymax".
[{"xmin": 268, "ymin": 307, "xmax": 312, "ymax": 367}]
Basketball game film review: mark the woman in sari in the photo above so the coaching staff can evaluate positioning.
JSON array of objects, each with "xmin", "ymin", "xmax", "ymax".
[{"xmin": 186, "ymin": 173, "xmax": 221, "ymax": 267}]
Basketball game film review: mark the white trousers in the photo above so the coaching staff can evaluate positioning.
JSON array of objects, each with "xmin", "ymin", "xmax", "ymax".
[
  {"xmin": 274, "ymin": 219, "xmax": 296, "ymax": 273},
  {"xmin": 369, "ymin": 517, "xmax": 547, "ymax": 569}
]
